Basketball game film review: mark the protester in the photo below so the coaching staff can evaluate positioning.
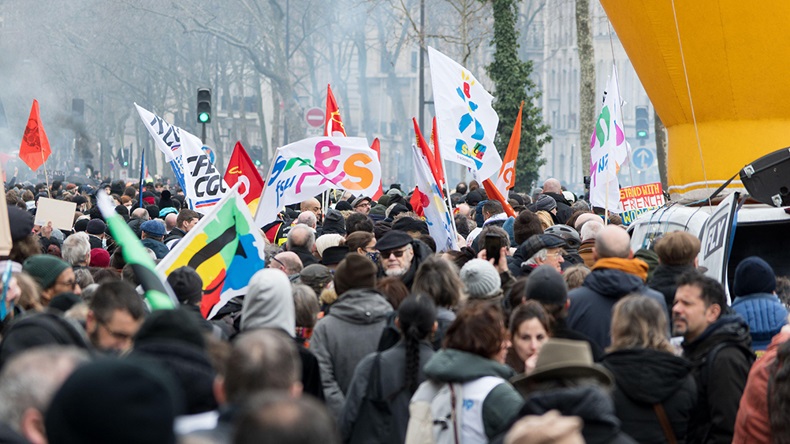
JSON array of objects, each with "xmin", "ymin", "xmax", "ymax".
[
  {"xmin": 311, "ymin": 254, "xmax": 391, "ymax": 416},
  {"xmin": 232, "ymin": 392, "xmax": 338, "ymax": 444},
  {"xmin": 140, "ymin": 220, "xmax": 169, "ymax": 259},
  {"xmin": 601, "ymin": 296, "xmax": 697, "ymax": 443},
  {"xmin": 22, "ymin": 255, "xmax": 80, "ymax": 306},
  {"xmin": 541, "ymin": 178, "xmax": 573, "ymax": 224},
  {"xmin": 269, "ymin": 251, "xmax": 303, "ymax": 279},
  {"xmin": 410, "ymin": 255, "xmax": 465, "ymax": 349},
  {"xmin": 406, "ymin": 303, "xmax": 523, "ymax": 442},
  {"xmin": 340, "ymin": 294, "xmax": 436, "ymax": 443},
  {"xmin": 286, "ymin": 224, "xmax": 318, "ymax": 267},
  {"xmin": 164, "ymin": 209, "xmax": 200, "ymax": 249},
  {"xmin": 731, "ymin": 256, "xmax": 788, "ymax": 350},
  {"xmin": 506, "ymin": 300, "xmax": 551, "ymax": 374},
  {"xmin": 649, "ymin": 231, "xmax": 700, "ymax": 311},
  {"xmin": 673, "ymin": 271, "xmax": 755, "ymax": 443},
  {"xmin": 85, "ymin": 280, "xmax": 146, "ymax": 354},
  {"xmin": 566, "ymin": 225, "xmax": 667, "ymax": 349},
  {"xmin": 374, "ymin": 230, "xmax": 432, "ymax": 289}
]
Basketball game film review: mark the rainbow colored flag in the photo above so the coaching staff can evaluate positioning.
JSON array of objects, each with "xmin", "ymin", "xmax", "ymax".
[{"xmin": 157, "ymin": 183, "xmax": 266, "ymax": 319}]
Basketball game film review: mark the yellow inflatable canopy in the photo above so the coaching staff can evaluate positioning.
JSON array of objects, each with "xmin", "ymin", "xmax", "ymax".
[{"xmin": 600, "ymin": 1, "xmax": 790, "ymax": 201}]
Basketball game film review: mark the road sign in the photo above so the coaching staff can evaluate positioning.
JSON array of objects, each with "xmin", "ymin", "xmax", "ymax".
[
  {"xmin": 305, "ymin": 107, "xmax": 324, "ymax": 128},
  {"xmin": 632, "ymin": 147, "xmax": 655, "ymax": 170}
]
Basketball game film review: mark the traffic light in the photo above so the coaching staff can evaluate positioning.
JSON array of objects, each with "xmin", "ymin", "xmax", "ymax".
[
  {"xmin": 250, "ymin": 145, "xmax": 263, "ymax": 166},
  {"xmin": 197, "ymin": 88, "xmax": 212, "ymax": 124},
  {"xmin": 117, "ymin": 147, "xmax": 130, "ymax": 167},
  {"xmin": 635, "ymin": 106, "xmax": 649, "ymax": 139}
]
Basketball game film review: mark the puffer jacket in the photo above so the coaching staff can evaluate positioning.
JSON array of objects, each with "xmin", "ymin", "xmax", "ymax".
[
  {"xmin": 731, "ymin": 293, "xmax": 788, "ymax": 350},
  {"xmin": 602, "ymin": 348, "xmax": 697, "ymax": 443}
]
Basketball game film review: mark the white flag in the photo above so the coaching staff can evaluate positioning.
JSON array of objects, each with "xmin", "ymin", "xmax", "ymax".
[
  {"xmin": 135, "ymin": 104, "xmax": 227, "ymax": 213},
  {"xmin": 589, "ymin": 65, "xmax": 625, "ymax": 212},
  {"xmin": 428, "ymin": 47, "xmax": 502, "ymax": 181},
  {"xmin": 412, "ymin": 145, "xmax": 458, "ymax": 252},
  {"xmin": 255, "ymin": 137, "xmax": 381, "ymax": 226}
]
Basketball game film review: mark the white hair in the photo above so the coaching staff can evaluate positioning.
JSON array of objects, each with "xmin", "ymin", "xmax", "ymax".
[
  {"xmin": 62, "ymin": 232, "xmax": 91, "ymax": 266},
  {"xmin": 581, "ymin": 221, "xmax": 604, "ymax": 242},
  {"xmin": 525, "ymin": 248, "xmax": 549, "ymax": 267},
  {"xmin": 296, "ymin": 211, "xmax": 317, "ymax": 229}
]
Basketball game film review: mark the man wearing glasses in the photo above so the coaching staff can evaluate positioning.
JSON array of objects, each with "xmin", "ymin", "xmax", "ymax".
[
  {"xmin": 22, "ymin": 255, "xmax": 81, "ymax": 307},
  {"xmin": 373, "ymin": 230, "xmax": 431, "ymax": 289},
  {"xmin": 351, "ymin": 196, "xmax": 372, "ymax": 215},
  {"xmin": 85, "ymin": 281, "xmax": 146, "ymax": 354}
]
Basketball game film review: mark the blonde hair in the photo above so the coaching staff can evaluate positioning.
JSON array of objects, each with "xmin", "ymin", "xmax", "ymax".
[
  {"xmin": 609, "ymin": 295, "xmax": 674, "ymax": 354},
  {"xmin": 563, "ymin": 264, "xmax": 590, "ymax": 290},
  {"xmin": 535, "ymin": 210, "xmax": 554, "ymax": 231}
]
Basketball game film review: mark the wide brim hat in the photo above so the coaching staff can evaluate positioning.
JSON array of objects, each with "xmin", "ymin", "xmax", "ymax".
[{"xmin": 510, "ymin": 338, "xmax": 613, "ymax": 397}]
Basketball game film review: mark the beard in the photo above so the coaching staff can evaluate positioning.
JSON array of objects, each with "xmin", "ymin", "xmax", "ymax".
[{"xmin": 385, "ymin": 267, "xmax": 406, "ymax": 277}]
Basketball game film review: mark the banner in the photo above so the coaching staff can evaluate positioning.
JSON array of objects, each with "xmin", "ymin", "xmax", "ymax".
[
  {"xmin": 428, "ymin": 46, "xmax": 502, "ymax": 181},
  {"xmin": 255, "ymin": 136, "xmax": 381, "ymax": 226},
  {"xmin": 370, "ymin": 138, "xmax": 384, "ymax": 200},
  {"xmin": 224, "ymin": 141, "xmax": 264, "ymax": 215},
  {"xmin": 135, "ymin": 104, "xmax": 227, "ymax": 213},
  {"xmin": 495, "ymin": 101, "xmax": 523, "ymax": 197},
  {"xmin": 619, "ymin": 182, "xmax": 665, "ymax": 225},
  {"xmin": 589, "ymin": 65, "xmax": 626, "ymax": 213},
  {"xmin": 97, "ymin": 192, "xmax": 177, "ymax": 311},
  {"xmin": 157, "ymin": 182, "xmax": 267, "ymax": 319},
  {"xmin": 19, "ymin": 100, "xmax": 51, "ymax": 172},
  {"xmin": 324, "ymin": 84, "xmax": 347, "ymax": 137},
  {"xmin": 412, "ymin": 145, "xmax": 458, "ymax": 252}
]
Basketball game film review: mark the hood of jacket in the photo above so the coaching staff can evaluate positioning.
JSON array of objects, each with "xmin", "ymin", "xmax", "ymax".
[
  {"xmin": 423, "ymin": 348, "xmax": 515, "ymax": 383},
  {"xmin": 583, "ymin": 268, "xmax": 646, "ymax": 299},
  {"xmin": 520, "ymin": 385, "xmax": 628, "ymax": 444},
  {"xmin": 241, "ymin": 269, "xmax": 295, "ymax": 335},
  {"xmin": 542, "ymin": 191, "xmax": 571, "ymax": 207},
  {"xmin": 327, "ymin": 288, "xmax": 392, "ymax": 325},
  {"xmin": 649, "ymin": 264, "xmax": 695, "ymax": 288},
  {"xmin": 602, "ymin": 348, "xmax": 692, "ymax": 404},
  {"xmin": 682, "ymin": 314, "xmax": 752, "ymax": 360}
]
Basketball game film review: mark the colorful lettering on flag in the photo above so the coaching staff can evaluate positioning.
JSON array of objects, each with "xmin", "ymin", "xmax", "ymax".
[
  {"xmin": 18, "ymin": 100, "xmax": 51, "ymax": 172},
  {"xmin": 135, "ymin": 104, "xmax": 227, "ymax": 213},
  {"xmin": 255, "ymin": 137, "xmax": 381, "ymax": 226},
  {"xmin": 157, "ymin": 183, "xmax": 267, "ymax": 319},
  {"xmin": 428, "ymin": 46, "xmax": 502, "ymax": 181},
  {"xmin": 224, "ymin": 141, "xmax": 265, "ymax": 215},
  {"xmin": 412, "ymin": 144, "xmax": 458, "ymax": 252},
  {"xmin": 589, "ymin": 65, "xmax": 626, "ymax": 213},
  {"xmin": 495, "ymin": 101, "xmax": 523, "ymax": 197},
  {"xmin": 324, "ymin": 84, "xmax": 347, "ymax": 137},
  {"xmin": 96, "ymin": 192, "xmax": 177, "ymax": 311}
]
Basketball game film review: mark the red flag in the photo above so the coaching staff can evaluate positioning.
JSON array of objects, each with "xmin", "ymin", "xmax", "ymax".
[
  {"xmin": 410, "ymin": 186, "xmax": 428, "ymax": 217},
  {"xmin": 324, "ymin": 84, "xmax": 347, "ymax": 137},
  {"xmin": 413, "ymin": 118, "xmax": 444, "ymax": 196},
  {"xmin": 483, "ymin": 178, "xmax": 516, "ymax": 218},
  {"xmin": 19, "ymin": 100, "xmax": 51, "ymax": 171},
  {"xmin": 223, "ymin": 141, "xmax": 265, "ymax": 215},
  {"xmin": 430, "ymin": 117, "xmax": 446, "ymax": 190},
  {"xmin": 495, "ymin": 101, "xmax": 523, "ymax": 196},
  {"xmin": 370, "ymin": 138, "xmax": 384, "ymax": 200}
]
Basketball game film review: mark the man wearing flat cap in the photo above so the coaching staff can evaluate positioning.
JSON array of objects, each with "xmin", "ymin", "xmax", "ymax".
[
  {"xmin": 140, "ymin": 220, "xmax": 169, "ymax": 259},
  {"xmin": 351, "ymin": 196, "xmax": 372, "ymax": 215},
  {"xmin": 373, "ymin": 230, "xmax": 431, "ymax": 289}
]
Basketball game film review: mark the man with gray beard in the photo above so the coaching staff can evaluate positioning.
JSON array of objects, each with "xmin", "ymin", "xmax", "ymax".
[{"xmin": 373, "ymin": 230, "xmax": 432, "ymax": 290}]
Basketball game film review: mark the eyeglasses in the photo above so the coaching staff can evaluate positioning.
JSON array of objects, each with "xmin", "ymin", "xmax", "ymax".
[
  {"xmin": 56, "ymin": 280, "xmax": 77, "ymax": 290},
  {"xmin": 380, "ymin": 248, "xmax": 408, "ymax": 259},
  {"xmin": 356, "ymin": 202, "xmax": 371, "ymax": 208},
  {"xmin": 546, "ymin": 249, "xmax": 566, "ymax": 258},
  {"xmin": 269, "ymin": 256, "xmax": 286, "ymax": 269},
  {"xmin": 98, "ymin": 320, "xmax": 134, "ymax": 342}
]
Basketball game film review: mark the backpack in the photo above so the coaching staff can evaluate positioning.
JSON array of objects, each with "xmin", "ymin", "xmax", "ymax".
[{"xmin": 405, "ymin": 376, "xmax": 505, "ymax": 444}]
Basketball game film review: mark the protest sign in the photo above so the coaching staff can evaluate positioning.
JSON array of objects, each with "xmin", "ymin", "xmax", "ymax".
[
  {"xmin": 619, "ymin": 182, "xmax": 665, "ymax": 225},
  {"xmin": 34, "ymin": 198, "xmax": 77, "ymax": 231}
]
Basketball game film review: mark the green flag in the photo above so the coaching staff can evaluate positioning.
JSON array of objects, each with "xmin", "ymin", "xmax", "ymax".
[{"xmin": 97, "ymin": 192, "xmax": 176, "ymax": 310}]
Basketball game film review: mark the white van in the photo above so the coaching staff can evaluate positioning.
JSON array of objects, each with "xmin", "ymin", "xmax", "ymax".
[{"xmin": 628, "ymin": 192, "xmax": 790, "ymax": 301}]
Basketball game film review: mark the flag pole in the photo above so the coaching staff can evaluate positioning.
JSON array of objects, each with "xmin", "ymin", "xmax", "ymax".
[
  {"xmin": 42, "ymin": 153, "xmax": 51, "ymax": 198},
  {"xmin": 437, "ymin": 151, "xmax": 459, "ymax": 249}
]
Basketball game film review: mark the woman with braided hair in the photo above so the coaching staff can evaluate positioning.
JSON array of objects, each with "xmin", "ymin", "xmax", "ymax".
[{"xmin": 339, "ymin": 294, "xmax": 436, "ymax": 443}]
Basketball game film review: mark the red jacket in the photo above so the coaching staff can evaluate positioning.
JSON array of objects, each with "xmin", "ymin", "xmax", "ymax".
[{"xmin": 733, "ymin": 330, "xmax": 790, "ymax": 443}]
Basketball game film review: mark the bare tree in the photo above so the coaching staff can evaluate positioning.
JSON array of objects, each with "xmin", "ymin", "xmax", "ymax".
[{"xmin": 576, "ymin": 0, "xmax": 595, "ymax": 177}]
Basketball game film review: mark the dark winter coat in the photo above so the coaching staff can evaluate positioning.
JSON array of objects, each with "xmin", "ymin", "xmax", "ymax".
[
  {"xmin": 288, "ymin": 245, "xmax": 319, "ymax": 267},
  {"xmin": 311, "ymin": 288, "xmax": 393, "ymax": 416},
  {"xmin": 507, "ymin": 240, "xmax": 535, "ymax": 277},
  {"xmin": 566, "ymin": 268, "xmax": 667, "ymax": 349},
  {"xmin": 339, "ymin": 340, "xmax": 434, "ymax": 443},
  {"xmin": 542, "ymin": 191, "xmax": 573, "ymax": 224},
  {"xmin": 682, "ymin": 315, "xmax": 755, "ymax": 444},
  {"xmin": 518, "ymin": 385, "xmax": 637, "ymax": 444},
  {"xmin": 731, "ymin": 293, "xmax": 788, "ymax": 350},
  {"xmin": 602, "ymin": 348, "xmax": 697, "ymax": 443},
  {"xmin": 648, "ymin": 263, "xmax": 696, "ymax": 311},
  {"xmin": 164, "ymin": 227, "xmax": 186, "ymax": 249},
  {"xmin": 141, "ymin": 238, "xmax": 170, "ymax": 259},
  {"xmin": 394, "ymin": 239, "xmax": 433, "ymax": 290}
]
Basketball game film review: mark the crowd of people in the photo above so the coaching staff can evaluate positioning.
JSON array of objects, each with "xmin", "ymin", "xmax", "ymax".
[{"xmin": 0, "ymin": 175, "xmax": 788, "ymax": 443}]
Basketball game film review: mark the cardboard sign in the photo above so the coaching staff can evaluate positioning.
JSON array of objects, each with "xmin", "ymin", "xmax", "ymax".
[
  {"xmin": 619, "ymin": 182, "xmax": 665, "ymax": 225},
  {"xmin": 35, "ymin": 198, "xmax": 77, "ymax": 231}
]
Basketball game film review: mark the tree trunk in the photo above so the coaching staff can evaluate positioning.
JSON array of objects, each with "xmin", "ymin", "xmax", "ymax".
[
  {"xmin": 575, "ymin": 0, "xmax": 595, "ymax": 181},
  {"xmin": 655, "ymin": 109, "xmax": 668, "ymax": 191}
]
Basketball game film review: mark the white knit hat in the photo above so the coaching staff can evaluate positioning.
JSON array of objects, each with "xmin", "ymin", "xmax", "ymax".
[{"xmin": 460, "ymin": 259, "xmax": 501, "ymax": 299}]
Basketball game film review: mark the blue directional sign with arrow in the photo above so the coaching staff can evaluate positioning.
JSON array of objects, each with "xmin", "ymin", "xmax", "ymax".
[{"xmin": 632, "ymin": 147, "xmax": 655, "ymax": 170}]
